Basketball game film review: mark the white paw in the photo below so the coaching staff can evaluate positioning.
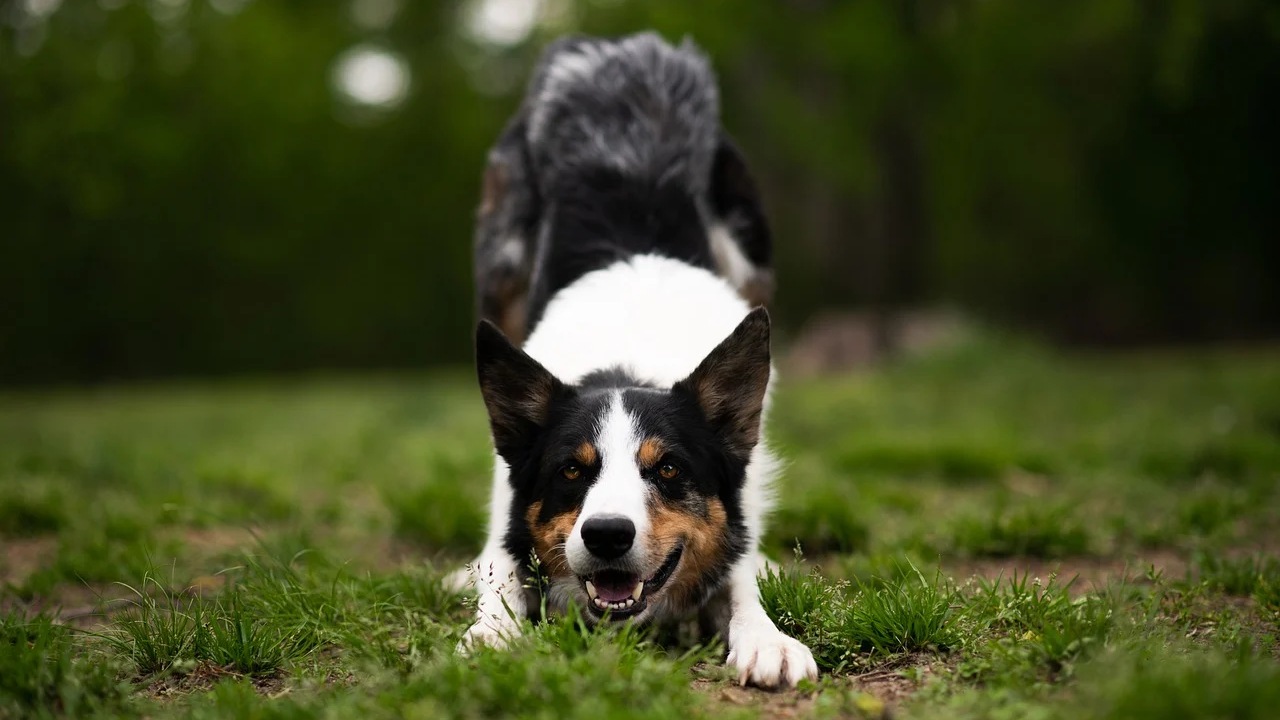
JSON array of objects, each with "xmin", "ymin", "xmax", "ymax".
[
  {"xmin": 456, "ymin": 617, "xmax": 520, "ymax": 654},
  {"xmin": 727, "ymin": 625, "xmax": 818, "ymax": 689}
]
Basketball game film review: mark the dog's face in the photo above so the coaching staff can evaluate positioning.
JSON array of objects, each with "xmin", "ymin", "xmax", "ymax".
[{"xmin": 475, "ymin": 309, "xmax": 771, "ymax": 624}]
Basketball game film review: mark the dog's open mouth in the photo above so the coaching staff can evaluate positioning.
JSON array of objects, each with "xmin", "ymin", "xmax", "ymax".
[{"xmin": 580, "ymin": 543, "xmax": 683, "ymax": 619}]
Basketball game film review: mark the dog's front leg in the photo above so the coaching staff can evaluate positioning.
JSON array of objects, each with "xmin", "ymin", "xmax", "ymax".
[
  {"xmin": 458, "ymin": 550, "xmax": 528, "ymax": 651},
  {"xmin": 722, "ymin": 558, "xmax": 818, "ymax": 689}
]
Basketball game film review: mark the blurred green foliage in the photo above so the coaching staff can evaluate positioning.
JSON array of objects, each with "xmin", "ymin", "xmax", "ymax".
[{"xmin": 2, "ymin": 0, "xmax": 1277, "ymax": 384}]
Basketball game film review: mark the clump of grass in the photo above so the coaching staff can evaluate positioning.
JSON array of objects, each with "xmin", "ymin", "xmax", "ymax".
[
  {"xmin": 0, "ymin": 611, "xmax": 126, "ymax": 717},
  {"xmin": 760, "ymin": 560, "xmax": 957, "ymax": 671},
  {"xmin": 1070, "ymin": 644, "xmax": 1280, "ymax": 720},
  {"xmin": 964, "ymin": 572, "xmax": 1113, "ymax": 674},
  {"xmin": 402, "ymin": 617, "xmax": 718, "ymax": 720},
  {"xmin": 1192, "ymin": 552, "xmax": 1280, "ymax": 597},
  {"xmin": 1140, "ymin": 436, "xmax": 1280, "ymax": 484},
  {"xmin": 103, "ymin": 567, "xmax": 326, "ymax": 678},
  {"xmin": 769, "ymin": 487, "xmax": 870, "ymax": 554},
  {"xmin": 382, "ymin": 452, "xmax": 488, "ymax": 550},
  {"xmin": 849, "ymin": 566, "xmax": 956, "ymax": 655},
  {"xmin": 0, "ymin": 481, "xmax": 66, "ymax": 537},
  {"xmin": 326, "ymin": 566, "xmax": 464, "ymax": 675},
  {"xmin": 1174, "ymin": 490, "xmax": 1244, "ymax": 537},
  {"xmin": 103, "ymin": 577, "xmax": 200, "ymax": 676},
  {"xmin": 946, "ymin": 504, "xmax": 1090, "ymax": 558}
]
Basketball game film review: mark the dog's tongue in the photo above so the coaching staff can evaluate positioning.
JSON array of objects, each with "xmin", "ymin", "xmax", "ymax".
[{"xmin": 593, "ymin": 571, "xmax": 639, "ymax": 603}]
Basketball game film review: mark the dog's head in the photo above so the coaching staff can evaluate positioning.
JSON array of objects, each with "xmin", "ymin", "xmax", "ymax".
[{"xmin": 475, "ymin": 308, "xmax": 770, "ymax": 623}]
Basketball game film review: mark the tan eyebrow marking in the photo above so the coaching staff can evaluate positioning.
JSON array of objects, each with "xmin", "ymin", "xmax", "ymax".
[
  {"xmin": 573, "ymin": 441, "xmax": 597, "ymax": 466},
  {"xmin": 637, "ymin": 437, "xmax": 666, "ymax": 469}
]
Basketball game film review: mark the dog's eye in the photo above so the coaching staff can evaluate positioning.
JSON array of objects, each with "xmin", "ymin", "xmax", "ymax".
[
  {"xmin": 657, "ymin": 463, "xmax": 680, "ymax": 480},
  {"xmin": 561, "ymin": 464, "xmax": 582, "ymax": 481}
]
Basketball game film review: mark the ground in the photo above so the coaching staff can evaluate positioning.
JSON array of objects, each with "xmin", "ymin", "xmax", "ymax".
[{"xmin": 2, "ymin": 330, "xmax": 1279, "ymax": 719}]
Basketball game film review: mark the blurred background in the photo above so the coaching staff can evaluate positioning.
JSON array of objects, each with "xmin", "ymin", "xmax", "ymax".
[{"xmin": 2, "ymin": 0, "xmax": 1277, "ymax": 386}]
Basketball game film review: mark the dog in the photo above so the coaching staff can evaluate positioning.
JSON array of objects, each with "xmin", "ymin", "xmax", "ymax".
[{"xmin": 459, "ymin": 32, "xmax": 817, "ymax": 689}]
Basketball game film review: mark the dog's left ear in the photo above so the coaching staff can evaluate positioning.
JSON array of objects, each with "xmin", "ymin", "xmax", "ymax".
[
  {"xmin": 674, "ymin": 308, "xmax": 771, "ymax": 462},
  {"xmin": 476, "ymin": 321, "xmax": 567, "ymax": 465}
]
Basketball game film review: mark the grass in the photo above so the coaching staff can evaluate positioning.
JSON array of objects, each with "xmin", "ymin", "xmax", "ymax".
[
  {"xmin": 0, "ymin": 332, "xmax": 1277, "ymax": 717},
  {"xmin": 0, "ymin": 612, "xmax": 126, "ymax": 717}
]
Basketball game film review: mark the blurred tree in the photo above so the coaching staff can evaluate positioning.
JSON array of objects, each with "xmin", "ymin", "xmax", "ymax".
[{"xmin": 0, "ymin": 0, "xmax": 1276, "ymax": 384}]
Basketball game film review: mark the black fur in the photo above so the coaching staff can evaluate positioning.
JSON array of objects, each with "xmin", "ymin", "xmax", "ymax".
[{"xmin": 472, "ymin": 33, "xmax": 776, "ymax": 343}]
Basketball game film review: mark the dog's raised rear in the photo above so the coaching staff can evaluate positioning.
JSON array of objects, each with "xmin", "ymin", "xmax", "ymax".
[{"xmin": 474, "ymin": 33, "xmax": 775, "ymax": 344}]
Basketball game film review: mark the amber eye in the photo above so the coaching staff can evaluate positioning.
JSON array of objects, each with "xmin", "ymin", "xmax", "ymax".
[
  {"xmin": 657, "ymin": 463, "xmax": 680, "ymax": 480},
  {"xmin": 561, "ymin": 464, "xmax": 581, "ymax": 481}
]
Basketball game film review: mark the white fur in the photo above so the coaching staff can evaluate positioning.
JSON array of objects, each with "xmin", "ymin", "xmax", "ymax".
[
  {"xmin": 523, "ymin": 254, "xmax": 751, "ymax": 385},
  {"xmin": 564, "ymin": 393, "xmax": 651, "ymax": 573},
  {"xmin": 461, "ymin": 254, "xmax": 815, "ymax": 688},
  {"xmin": 708, "ymin": 223, "xmax": 756, "ymax": 292},
  {"xmin": 496, "ymin": 236, "xmax": 525, "ymax": 268}
]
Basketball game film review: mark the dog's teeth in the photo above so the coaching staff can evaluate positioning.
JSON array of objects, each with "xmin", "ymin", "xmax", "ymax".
[
  {"xmin": 631, "ymin": 581, "xmax": 644, "ymax": 601},
  {"xmin": 625, "ymin": 598, "xmax": 634, "ymax": 607},
  {"xmin": 585, "ymin": 581, "xmax": 598, "ymax": 600}
]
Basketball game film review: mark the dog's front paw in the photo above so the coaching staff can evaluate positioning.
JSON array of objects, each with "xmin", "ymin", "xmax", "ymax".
[
  {"xmin": 457, "ymin": 617, "xmax": 520, "ymax": 654},
  {"xmin": 727, "ymin": 625, "xmax": 818, "ymax": 689}
]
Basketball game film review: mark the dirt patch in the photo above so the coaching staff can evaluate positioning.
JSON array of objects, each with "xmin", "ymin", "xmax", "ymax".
[
  {"xmin": 693, "ymin": 677, "xmax": 819, "ymax": 719},
  {"xmin": 944, "ymin": 550, "xmax": 1188, "ymax": 595},
  {"xmin": 850, "ymin": 665, "xmax": 925, "ymax": 706},
  {"xmin": 142, "ymin": 662, "xmax": 286, "ymax": 702},
  {"xmin": 693, "ymin": 654, "xmax": 942, "ymax": 718},
  {"xmin": 1, "ymin": 535, "xmax": 57, "ymax": 585}
]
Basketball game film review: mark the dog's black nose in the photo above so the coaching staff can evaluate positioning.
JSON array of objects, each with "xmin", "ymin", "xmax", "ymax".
[{"xmin": 581, "ymin": 516, "xmax": 635, "ymax": 559}]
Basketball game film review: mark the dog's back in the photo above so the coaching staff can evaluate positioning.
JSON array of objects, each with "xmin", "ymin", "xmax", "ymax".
[{"xmin": 474, "ymin": 33, "xmax": 774, "ymax": 343}]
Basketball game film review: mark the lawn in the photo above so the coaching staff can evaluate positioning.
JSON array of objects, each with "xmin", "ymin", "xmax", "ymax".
[{"xmin": 2, "ymin": 332, "xmax": 1278, "ymax": 718}]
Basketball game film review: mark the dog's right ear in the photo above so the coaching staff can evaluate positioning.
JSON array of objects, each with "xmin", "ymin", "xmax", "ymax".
[
  {"xmin": 476, "ymin": 321, "xmax": 566, "ymax": 464},
  {"xmin": 673, "ymin": 308, "xmax": 772, "ymax": 463}
]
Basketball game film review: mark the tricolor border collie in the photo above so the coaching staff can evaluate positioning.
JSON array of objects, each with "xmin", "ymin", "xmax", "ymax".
[{"xmin": 459, "ymin": 32, "xmax": 817, "ymax": 689}]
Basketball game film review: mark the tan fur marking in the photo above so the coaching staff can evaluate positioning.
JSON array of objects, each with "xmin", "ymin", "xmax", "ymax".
[
  {"xmin": 526, "ymin": 501, "xmax": 578, "ymax": 579},
  {"xmin": 648, "ymin": 498, "xmax": 728, "ymax": 609},
  {"xmin": 573, "ymin": 441, "xmax": 598, "ymax": 467},
  {"xmin": 637, "ymin": 437, "xmax": 666, "ymax": 468},
  {"xmin": 479, "ymin": 162, "xmax": 507, "ymax": 216}
]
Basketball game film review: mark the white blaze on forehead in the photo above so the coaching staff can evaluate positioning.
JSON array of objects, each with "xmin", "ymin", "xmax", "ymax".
[{"xmin": 566, "ymin": 393, "xmax": 650, "ymax": 568}]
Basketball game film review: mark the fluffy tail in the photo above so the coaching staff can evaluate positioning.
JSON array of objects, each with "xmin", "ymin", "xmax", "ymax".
[{"xmin": 522, "ymin": 32, "xmax": 721, "ymax": 198}]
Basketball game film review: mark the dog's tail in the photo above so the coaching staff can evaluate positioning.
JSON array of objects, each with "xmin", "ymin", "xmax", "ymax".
[{"xmin": 522, "ymin": 32, "xmax": 720, "ymax": 198}]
